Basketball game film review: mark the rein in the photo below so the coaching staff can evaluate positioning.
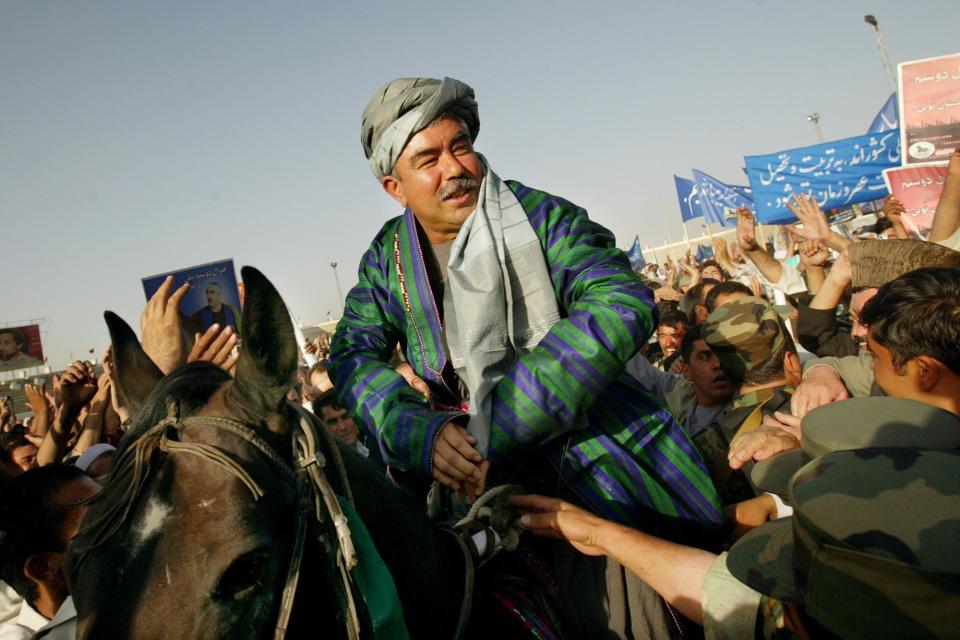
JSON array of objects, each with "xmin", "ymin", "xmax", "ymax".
[{"xmin": 74, "ymin": 400, "xmax": 364, "ymax": 640}]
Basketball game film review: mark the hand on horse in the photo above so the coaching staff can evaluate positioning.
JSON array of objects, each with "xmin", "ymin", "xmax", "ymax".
[
  {"xmin": 141, "ymin": 275, "xmax": 190, "ymax": 375},
  {"xmin": 432, "ymin": 422, "xmax": 484, "ymax": 495},
  {"xmin": 188, "ymin": 323, "xmax": 240, "ymax": 374},
  {"xmin": 510, "ymin": 494, "xmax": 609, "ymax": 557}
]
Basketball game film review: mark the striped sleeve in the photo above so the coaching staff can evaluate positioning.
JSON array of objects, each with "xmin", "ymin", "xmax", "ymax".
[
  {"xmin": 329, "ymin": 228, "xmax": 462, "ymax": 473},
  {"xmin": 487, "ymin": 186, "xmax": 659, "ymax": 463}
]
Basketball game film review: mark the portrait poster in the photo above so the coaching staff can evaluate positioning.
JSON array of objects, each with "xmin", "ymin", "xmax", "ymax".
[
  {"xmin": 142, "ymin": 259, "xmax": 242, "ymax": 339},
  {"xmin": 898, "ymin": 52, "xmax": 960, "ymax": 166},
  {"xmin": 882, "ymin": 164, "xmax": 950, "ymax": 239},
  {"xmin": 0, "ymin": 324, "xmax": 45, "ymax": 372}
]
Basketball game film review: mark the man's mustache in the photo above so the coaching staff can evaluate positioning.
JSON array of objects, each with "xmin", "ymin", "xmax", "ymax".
[{"xmin": 437, "ymin": 177, "xmax": 480, "ymax": 200}]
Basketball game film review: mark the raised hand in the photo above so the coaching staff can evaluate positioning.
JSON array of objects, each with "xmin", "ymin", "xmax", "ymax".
[
  {"xmin": 141, "ymin": 275, "xmax": 190, "ymax": 375},
  {"xmin": 60, "ymin": 360, "xmax": 98, "ymax": 414},
  {"xmin": 787, "ymin": 193, "xmax": 832, "ymax": 243},
  {"xmin": 799, "ymin": 239, "xmax": 829, "ymax": 269},
  {"xmin": 188, "ymin": 323, "xmax": 240, "ymax": 374}
]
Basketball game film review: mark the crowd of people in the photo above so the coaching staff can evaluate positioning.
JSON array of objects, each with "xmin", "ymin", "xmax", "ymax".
[{"xmin": 1, "ymin": 75, "xmax": 959, "ymax": 639}]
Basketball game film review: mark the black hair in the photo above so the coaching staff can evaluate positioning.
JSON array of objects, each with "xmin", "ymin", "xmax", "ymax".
[
  {"xmin": 698, "ymin": 259, "xmax": 727, "ymax": 281},
  {"xmin": 0, "ymin": 327, "xmax": 26, "ymax": 348},
  {"xmin": 0, "ymin": 464, "xmax": 88, "ymax": 605},
  {"xmin": 704, "ymin": 281, "xmax": 753, "ymax": 313},
  {"xmin": 859, "ymin": 266, "xmax": 960, "ymax": 375},
  {"xmin": 312, "ymin": 390, "xmax": 345, "ymax": 417},
  {"xmin": 680, "ymin": 325, "xmax": 704, "ymax": 364},
  {"xmin": 307, "ymin": 359, "xmax": 329, "ymax": 378},
  {"xmin": 0, "ymin": 431, "xmax": 32, "ymax": 456},
  {"xmin": 658, "ymin": 309, "xmax": 688, "ymax": 330},
  {"xmin": 682, "ymin": 278, "xmax": 720, "ymax": 325}
]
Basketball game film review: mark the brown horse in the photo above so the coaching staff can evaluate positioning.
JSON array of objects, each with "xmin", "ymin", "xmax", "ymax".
[{"xmin": 64, "ymin": 267, "xmax": 529, "ymax": 639}]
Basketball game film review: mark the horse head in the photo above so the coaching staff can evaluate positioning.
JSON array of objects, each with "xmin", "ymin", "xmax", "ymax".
[{"xmin": 64, "ymin": 267, "xmax": 351, "ymax": 639}]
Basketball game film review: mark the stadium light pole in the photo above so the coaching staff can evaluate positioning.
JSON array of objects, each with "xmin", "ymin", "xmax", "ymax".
[
  {"xmin": 330, "ymin": 262, "xmax": 344, "ymax": 312},
  {"xmin": 863, "ymin": 15, "xmax": 898, "ymax": 94},
  {"xmin": 806, "ymin": 112, "xmax": 824, "ymax": 143}
]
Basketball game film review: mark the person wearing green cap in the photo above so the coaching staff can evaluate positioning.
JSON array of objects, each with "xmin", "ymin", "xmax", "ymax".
[
  {"xmin": 512, "ymin": 447, "xmax": 960, "ymax": 639},
  {"xmin": 692, "ymin": 297, "xmax": 801, "ymax": 504}
]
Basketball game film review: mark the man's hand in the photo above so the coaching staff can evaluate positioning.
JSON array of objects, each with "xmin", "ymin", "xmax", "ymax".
[
  {"xmin": 724, "ymin": 494, "xmax": 778, "ymax": 542},
  {"xmin": 736, "ymin": 206, "xmax": 759, "ymax": 252},
  {"xmin": 511, "ymin": 494, "xmax": 610, "ymax": 557},
  {"xmin": 791, "ymin": 365, "xmax": 849, "ymax": 417},
  {"xmin": 24, "ymin": 382, "xmax": 50, "ymax": 420},
  {"xmin": 653, "ymin": 285, "xmax": 683, "ymax": 303},
  {"xmin": 188, "ymin": 324, "xmax": 239, "ymax": 374},
  {"xmin": 60, "ymin": 361, "xmax": 98, "ymax": 414},
  {"xmin": 141, "ymin": 275, "xmax": 190, "ymax": 375},
  {"xmin": 432, "ymin": 422, "xmax": 483, "ymax": 492},
  {"xmin": 395, "ymin": 362, "xmax": 430, "ymax": 399},
  {"xmin": 727, "ymin": 422, "xmax": 801, "ymax": 470},
  {"xmin": 787, "ymin": 193, "xmax": 832, "ymax": 243},
  {"xmin": 799, "ymin": 239, "xmax": 829, "ymax": 269}
]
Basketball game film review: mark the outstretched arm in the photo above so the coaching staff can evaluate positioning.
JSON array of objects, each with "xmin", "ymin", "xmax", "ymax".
[
  {"xmin": 511, "ymin": 494, "xmax": 716, "ymax": 624},
  {"xmin": 930, "ymin": 146, "xmax": 960, "ymax": 244}
]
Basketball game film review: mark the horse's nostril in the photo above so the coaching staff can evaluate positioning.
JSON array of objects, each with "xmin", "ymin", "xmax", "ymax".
[{"xmin": 213, "ymin": 550, "xmax": 268, "ymax": 601}]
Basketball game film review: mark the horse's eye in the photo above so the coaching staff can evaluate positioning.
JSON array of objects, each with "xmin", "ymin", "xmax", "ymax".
[{"xmin": 214, "ymin": 551, "xmax": 267, "ymax": 601}]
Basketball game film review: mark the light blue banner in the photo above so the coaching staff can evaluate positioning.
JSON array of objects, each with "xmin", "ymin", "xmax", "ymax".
[
  {"xmin": 692, "ymin": 169, "xmax": 753, "ymax": 228},
  {"xmin": 867, "ymin": 93, "xmax": 899, "ymax": 134},
  {"xmin": 744, "ymin": 130, "xmax": 900, "ymax": 224}
]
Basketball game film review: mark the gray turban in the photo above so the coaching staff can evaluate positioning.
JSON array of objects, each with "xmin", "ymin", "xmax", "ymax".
[{"xmin": 360, "ymin": 77, "xmax": 480, "ymax": 179}]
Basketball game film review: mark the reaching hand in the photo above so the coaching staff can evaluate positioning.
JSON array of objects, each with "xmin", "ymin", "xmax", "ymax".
[
  {"xmin": 60, "ymin": 361, "xmax": 98, "ymax": 414},
  {"xmin": 431, "ymin": 421, "xmax": 483, "ymax": 493},
  {"xmin": 511, "ymin": 494, "xmax": 609, "ymax": 557},
  {"xmin": 790, "ymin": 366, "xmax": 849, "ymax": 418},
  {"xmin": 799, "ymin": 239, "xmax": 829, "ymax": 268},
  {"xmin": 787, "ymin": 194, "xmax": 831, "ymax": 243},
  {"xmin": 141, "ymin": 275, "xmax": 190, "ymax": 375},
  {"xmin": 727, "ymin": 420, "xmax": 801, "ymax": 470},
  {"xmin": 654, "ymin": 285, "xmax": 683, "ymax": 303},
  {"xmin": 736, "ymin": 207, "xmax": 759, "ymax": 252},
  {"xmin": 24, "ymin": 382, "xmax": 50, "ymax": 420},
  {"xmin": 825, "ymin": 252, "xmax": 852, "ymax": 286},
  {"xmin": 188, "ymin": 323, "xmax": 240, "ymax": 374},
  {"xmin": 724, "ymin": 494, "xmax": 779, "ymax": 542}
]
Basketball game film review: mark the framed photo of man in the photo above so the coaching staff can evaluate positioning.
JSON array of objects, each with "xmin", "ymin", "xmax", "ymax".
[
  {"xmin": 142, "ymin": 259, "xmax": 243, "ymax": 339},
  {"xmin": 0, "ymin": 324, "xmax": 45, "ymax": 372}
]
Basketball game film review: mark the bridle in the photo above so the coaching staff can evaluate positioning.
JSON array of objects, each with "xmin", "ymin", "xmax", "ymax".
[{"xmin": 75, "ymin": 399, "xmax": 364, "ymax": 640}]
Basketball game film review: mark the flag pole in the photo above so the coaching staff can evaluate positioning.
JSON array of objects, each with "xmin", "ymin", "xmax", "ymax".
[{"xmin": 682, "ymin": 222, "xmax": 691, "ymax": 250}]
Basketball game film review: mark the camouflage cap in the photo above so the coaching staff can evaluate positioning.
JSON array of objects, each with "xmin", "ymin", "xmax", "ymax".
[
  {"xmin": 848, "ymin": 239, "xmax": 960, "ymax": 289},
  {"xmin": 728, "ymin": 448, "xmax": 960, "ymax": 638},
  {"xmin": 701, "ymin": 297, "xmax": 788, "ymax": 383},
  {"xmin": 751, "ymin": 397, "xmax": 960, "ymax": 498}
]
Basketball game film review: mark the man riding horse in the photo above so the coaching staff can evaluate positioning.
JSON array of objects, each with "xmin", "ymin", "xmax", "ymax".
[{"xmin": 329, "ymin": 77, "xmax": 725, "ymax": 635}]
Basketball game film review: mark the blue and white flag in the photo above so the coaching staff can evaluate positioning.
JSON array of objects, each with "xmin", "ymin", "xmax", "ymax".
[
  {"xmin": 744, "ymin": 130, "xmax": 900, "ymax": 224},
  {"xmin": 867, "ymin": 93, "xmax": 899, "ymax": 134},
  {"xmin": 627, "ymin": 235, "xmax": 645, "ymax": 271},
  {"xmin": 695, "ymin": 244, "xmax": 714, "ymax": 263},
  {"xmin": 692, "ymin": 169, "xmax": 754, "ymax": 228},
  {"xmin": 674, "ymin": 175, "xmax": 703, "ymax": 222}
]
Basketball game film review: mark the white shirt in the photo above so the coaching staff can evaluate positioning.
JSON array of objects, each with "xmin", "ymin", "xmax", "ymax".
[
  {"xmin": 0, "ymin": 583, "xmax": 21, "ymax": 626},
  {"xmin": 0, "ymin": 599, "xmax": 47, "ymax": 640},
  {"xmin": 0, "ymin": 597, "xmax": 75, "ymax": 640}
]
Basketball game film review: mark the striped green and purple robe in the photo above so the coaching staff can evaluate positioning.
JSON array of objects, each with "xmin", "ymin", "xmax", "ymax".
[{"xmin": 330, "ymin": 181, "xmax": 723, "ymax": 530}]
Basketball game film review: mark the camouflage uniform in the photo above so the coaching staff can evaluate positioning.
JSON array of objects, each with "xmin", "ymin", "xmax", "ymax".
[
  {"xmin": 693, "ymin": 298, "xmax": 795, "ymax": 505},
  {"xmin": 704, "ymin": 447, "xmax": 960, "ymax": 639}
]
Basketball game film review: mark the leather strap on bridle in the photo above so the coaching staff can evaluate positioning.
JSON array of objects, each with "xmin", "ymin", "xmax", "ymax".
[{"xmin": 140, "ymin": 402, "xmax": 362, "ymax": 640}]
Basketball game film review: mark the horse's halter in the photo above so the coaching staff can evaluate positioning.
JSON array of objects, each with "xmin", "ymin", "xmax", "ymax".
[{"xmin": 76, "ymin": 399, "xmax": 364, "ymax": 640}]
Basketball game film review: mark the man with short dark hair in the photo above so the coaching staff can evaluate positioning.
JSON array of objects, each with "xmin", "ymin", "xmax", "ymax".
[
  {"xmin": 653, "ymin": 309, "xmax": 687, "ymax": 369},
  {"xmin": 0, "ymin": 329, "xmax": 41, "ymax": 372},
  {"xmin": 0, "ymin": 465, "xmax": 100, "ymax": 639},
  {"xmin": 0, "ymin": 433, "xmax": 37, "ymax": 473},
  {"xmin": 704, "ymin": 280, "xmax": 753, "ymax": 314},
  {"xmin": 313, "ymin": 393, "xmax": 386, "ymax": 474}
]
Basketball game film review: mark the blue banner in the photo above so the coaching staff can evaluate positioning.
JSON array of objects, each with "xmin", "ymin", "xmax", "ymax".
[
  {"xmin": 692, "ymin": 169, "xmax": 753, "ymax": 228},
  {"xmin": 744, "ymin": 130, "xmax": 900, "ymax": 224},
  {"xmin": 867, "ymin": 93, "xmax": 899, "ymax": 134},
  {"xmin": 695, "ymin": 244, "xmax": 714, "ymax": 263},
  {"xmin": 627, "ymin": 235, "xmax": 645, "ymax": 271},
  {"xmin": 674, "ymin": 175, "xmax": 703, "ymax": 222}
]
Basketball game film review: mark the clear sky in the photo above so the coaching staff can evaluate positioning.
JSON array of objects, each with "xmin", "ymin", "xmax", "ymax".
[{"xmin": 2, "ymin": 0, "xmax": 959, "ymax": 369}]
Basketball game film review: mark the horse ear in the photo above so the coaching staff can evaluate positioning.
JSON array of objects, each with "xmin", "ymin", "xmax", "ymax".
[
  {"xmin": 104, "ymin": 311, "xmax": 164, "ymax": 414},
  {"xmin": 231, "ymin": 266, "xmax": 298, "ymax": 420}
]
